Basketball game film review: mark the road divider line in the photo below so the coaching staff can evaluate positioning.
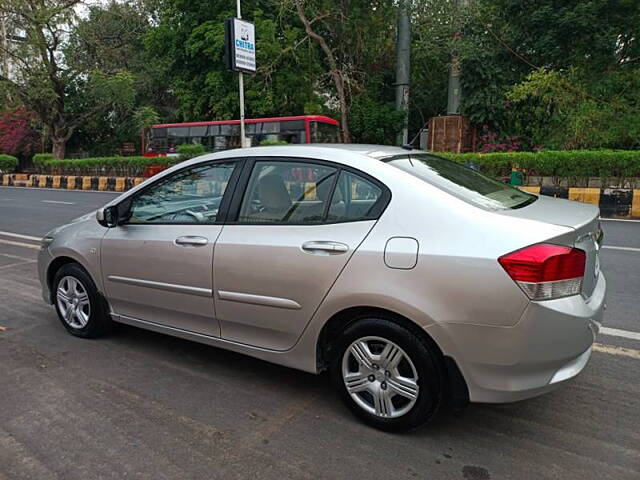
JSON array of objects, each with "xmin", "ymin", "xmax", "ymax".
[
  {"xmin": 601, "ymin": 245, "xmax": 640, "ymax": 253},
  {"xmin": 0, "ymin": 239, "xmax": 40, "ymax": 250},
  {"xmin": 0, "ymin": 252, "xmax": 35, "ymax": 262},
  {"xmin": 41, "ymin": 200, "xmax": 75, "ymax": 205},
  {"xmin": 593, "ymin": 343, "xmax": 640, "ymax": 360},
  {"xmin": 0, "ymin": 231, "xmax": 42, "ymax": 242},
  {"xmin": 0, "ymin": 260, "xmax": 36, "ymax": 270},
  {"xmin": 600, "ymin": 327, "xmax": 640, "ymax": 341}
]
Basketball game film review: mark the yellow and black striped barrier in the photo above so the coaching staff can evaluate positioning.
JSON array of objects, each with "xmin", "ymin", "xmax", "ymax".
[
  {"xmin": 519, "ymin": 186, "xmax": 640, "ymax": 218},
  {"xmin": 1, "ymin": 174, "xmax": 144, "ymax": 192}
]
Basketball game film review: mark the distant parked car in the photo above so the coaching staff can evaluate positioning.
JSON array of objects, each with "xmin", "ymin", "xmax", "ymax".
[{"xmin": 38, "ymin": 145, "xmax": 606, "ymax": 431}]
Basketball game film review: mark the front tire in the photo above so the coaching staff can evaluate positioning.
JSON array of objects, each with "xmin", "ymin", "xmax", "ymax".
[
  {"xmin": 330, "ymin": 317, "xmax": 444, "ymax": 431},
  {"xmin": 53, "ymin": 263, "xmax": 112, "ymax": 338}
]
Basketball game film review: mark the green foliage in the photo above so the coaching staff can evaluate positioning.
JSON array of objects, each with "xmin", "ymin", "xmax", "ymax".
[
  {"xmin": 441, "ymin": 150, "xmax": 640, "ymax": 183},
  {"xmin": 349, "ymin": 95, "xmax": 405, "ymax": 145},
  {"xmin": 0, "ymin": 154, "xmax": 19, "ymax": 173},
  {"xmin": 259, "ymin": 139, "xmax": 289, "ymax": 146},
  {"xmin": 507, "ymin": 68, "xmax": 640, "ymax": 150},
  {"xmin": 4, "ymin": 0, "xmax": 639, "ymax": 154},
  {"xmin": 133, "ymin": 107, "xmax": 161, "ymax": 130},
  {"xmin": 177, "ymin": 144, "xmax": 206, "ymax": 160},
  {"xmin": 459, "ymin": 0, "xmax": 640, "ymax": 150},
  {"xmin": 32, "ymin": 153, "xmax": 55, "ymax": 171},
  {"xmin": 144, "ymin": 2, "xmax": 324, "ymax": 122},
  {"xmin": 35, "ymin": 156, "xmax": 179, "ymax": 177}
]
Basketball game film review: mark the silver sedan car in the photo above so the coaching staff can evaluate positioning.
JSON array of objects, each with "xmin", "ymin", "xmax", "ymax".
[{"xmin": 38, "ymin": 145, "xmax": 606, "ymax": 430}]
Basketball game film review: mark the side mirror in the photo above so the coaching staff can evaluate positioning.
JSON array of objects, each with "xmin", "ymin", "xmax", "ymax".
[{"xmin": 97, "ymin": 206, "xmax": 118, "ymax": 228}]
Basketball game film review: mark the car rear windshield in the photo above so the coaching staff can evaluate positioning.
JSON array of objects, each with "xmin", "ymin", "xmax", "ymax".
[{"xmin": 386, "ymin": 154, "xmax": 536, "ymax": 210}]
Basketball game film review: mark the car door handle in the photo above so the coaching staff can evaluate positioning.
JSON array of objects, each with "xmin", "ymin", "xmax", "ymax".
[
  {"xmin": 302, "ymin": 241, "xmax": 349, "ymax": 254},
  {"xmin": 175, "ymin": 236, "xmax": 208, "ymax": 247}
]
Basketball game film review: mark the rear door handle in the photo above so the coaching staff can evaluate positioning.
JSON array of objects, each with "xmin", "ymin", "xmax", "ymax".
[
  {"xmin": 302, "ymin": 241, "xmax": 349, "ymax": 254},
  {"xmin": 175, "ymin": 236, "xmax": 208, "ymax": 247}
]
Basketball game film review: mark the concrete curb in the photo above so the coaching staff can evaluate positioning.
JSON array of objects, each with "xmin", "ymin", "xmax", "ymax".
[{"xmin": 1, "ymin": 174, "xmax": 144, "ymax": 192}]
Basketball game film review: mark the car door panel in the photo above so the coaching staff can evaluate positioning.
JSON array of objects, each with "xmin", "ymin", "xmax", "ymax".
[
  {"xmin": 101, "ymin": 224, "xmax": 221, "ymax": 336},
  {"xmin": 213, "ymin": 221, "xmax": 376, "ymax": 350},
  {"xmin": 100, "ymin": 160, "xmax": 241, "ymax": 337}
]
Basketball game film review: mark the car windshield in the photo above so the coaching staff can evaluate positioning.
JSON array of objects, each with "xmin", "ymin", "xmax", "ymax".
[{"xmin": 386, "ymin": 153, "xmax": 536, "ymax": 210}]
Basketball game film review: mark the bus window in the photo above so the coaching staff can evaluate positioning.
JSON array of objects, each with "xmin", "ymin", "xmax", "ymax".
[
  {"xmin": 189, "ymin": 125, "xmax": 208, "ymax": 146},
  {"xmin": 149, "ymin": 127, "xmax": 168, "ymax": 153},
  {"xmin": 279, "ymin": 120, "xmax": 306, "ymax": 144},
  {"xmin": 168, "ymin": 126, "xmax": 189, "ymax": 147},
  {"xmin": 311, "ymin": 121, "xmax": 340, "ymax": 143}
]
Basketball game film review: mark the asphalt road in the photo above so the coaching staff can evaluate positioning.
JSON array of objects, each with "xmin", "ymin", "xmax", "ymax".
[{"xmin": 1, "ymin": 186, "xmax": 639, "ymax": 480}]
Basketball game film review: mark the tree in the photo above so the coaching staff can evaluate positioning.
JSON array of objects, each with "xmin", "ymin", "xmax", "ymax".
[
  {"xmin": 289, "ymin": 0, "xmax": 400, "ymax": 142},
  {"xmin": 459, "ymin": 0, "xmax": 640, "ymax": 149},
  {"xmin": 0, "ymin": 0, "xmax": 136, "ymax": 158},
  {"xmin": 144, "ymin": 0, "xmax": 324, "ymax": 123},
  {"xmin": 292, "ymin": 0, "xmax": 352, "ymax": 141},
  {"xmin": 0, "ymin": 107, "xmax": 40, "ymax": 158}
]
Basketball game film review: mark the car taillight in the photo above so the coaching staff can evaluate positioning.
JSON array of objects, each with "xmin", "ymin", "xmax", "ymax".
[{"xmin": 498, "ymin": 244, "xmax": 586, "ymax": 301}]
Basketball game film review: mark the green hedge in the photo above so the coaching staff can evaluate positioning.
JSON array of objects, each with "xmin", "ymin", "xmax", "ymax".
[
  {"xmin": 35, "ymin": 156, "xmax": 180, "ymax": 177},
  {"xmin": 441, "ymin": 150, "xmax": 640, "ymax": 182},
  {"xmin": 0, "ymin": 154, "xmax": 19, "ymax": 173},
  {"xmin": 28, "ymin": 149, "xmax": 640, "ymax": 182},
  {"xmin": 177, "ymin": 144, "xmax": 206, "ymax": 160}
]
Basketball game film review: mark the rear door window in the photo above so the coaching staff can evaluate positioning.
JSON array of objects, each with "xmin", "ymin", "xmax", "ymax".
[{"xmin": 327, "ymin": 171, "xmax": 383, "ymax": 222}]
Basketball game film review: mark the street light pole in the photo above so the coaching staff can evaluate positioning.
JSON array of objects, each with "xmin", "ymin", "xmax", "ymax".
[
  {"xmin": 395, "ymin": 0, "xmax": 411, "ymax": 145},
  {"xmin": 237, "ymin": 0, "xmax": 246, "ymax": 147}
]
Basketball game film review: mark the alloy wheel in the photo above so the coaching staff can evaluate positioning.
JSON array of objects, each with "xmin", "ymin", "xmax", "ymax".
[
  {"xmin": 56, "ymin": 276, "xmax": 91, "ymax": 329},
  {"xmin": 341, "ymin": 336, "xmax": 420, "ymax": 418}
]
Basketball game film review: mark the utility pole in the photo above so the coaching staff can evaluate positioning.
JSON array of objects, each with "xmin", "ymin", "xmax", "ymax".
[
  {"xmin": 447, "ymin": 0, "xmax": 467, "ymax": 114},
  {"xmin": 0, "ymin": 13, "xmax": 11, "ymax": 104},
  {"xmin": 236, "ymin": 0, "xmax": 246, "ymax": 147},
  {"xmin": 395, "ymin": 0, "xmax": 410, "ymax": 145}
]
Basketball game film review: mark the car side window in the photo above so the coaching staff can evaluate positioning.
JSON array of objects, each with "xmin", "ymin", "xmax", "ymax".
[
  {"xmin": 327, "ymin": 171, "xmax": 382, "ymax": 222},
  {"xmin": 237, "ymin": 161, "xmax": 337, "ymax": 224},
  {"xmin": 128, "ymin": 162, "xmax": 237, "ymax": 224}
]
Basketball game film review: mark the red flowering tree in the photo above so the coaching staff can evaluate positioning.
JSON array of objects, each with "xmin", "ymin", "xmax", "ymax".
[{"xmin": 0, "ymin": 108, "xmax": 41, "ymax": 158}]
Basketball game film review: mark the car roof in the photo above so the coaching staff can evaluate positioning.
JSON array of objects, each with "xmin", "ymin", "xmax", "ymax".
[{"xmin": 204, "ymin": 144, "xmax": 426, "ymax": 162}]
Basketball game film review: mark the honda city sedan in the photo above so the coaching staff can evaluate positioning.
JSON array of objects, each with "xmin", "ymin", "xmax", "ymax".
[{"xmin": 38, "ymin": 145, "xmax": 606, "ymax": 430}]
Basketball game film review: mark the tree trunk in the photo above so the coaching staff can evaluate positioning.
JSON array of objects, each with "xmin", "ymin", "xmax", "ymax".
[
  {"xmin": 52, "ymin": 137, "xmax": 66, "ymax": 159},
  {"xmin": 295, "ymin": 1, "xmax": 351, "ymax": 142}
]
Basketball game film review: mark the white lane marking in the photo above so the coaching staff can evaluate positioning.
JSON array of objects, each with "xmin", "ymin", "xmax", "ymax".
[
  {"xmin": 601, "ymin": 245, "xmax": 640, "ymax": 253},
  {"xmin": 600, "ymin": 327, "xmax": 640, "ymax": 341},
  {"xmin": 593, "ymin": 343, "xmax": 640, "ymax": 360},
  {"xmin": 600, "ymin": 218, "xmax": 640, "ymax": 223},
  {"xmin": 0, "ymin": 231, "xmax": 41, "ymax": 241},
  {"xmin": 0, "ymin": 239, "xmax": 40, "ymax": 250},
  {"xmin": 0, "ymin": 185, "xmax": 118, "ymax": 194},
  {"xmin": 0, "ymin": 260, "xmax": 36, "ymax": 270},
  {"xmin": 41, "ymin": 200, "xmax": 75, "ymax": 205},
  {"xmin": 0, "ymin": 252, "xmax": 34, "ymax": 262}
]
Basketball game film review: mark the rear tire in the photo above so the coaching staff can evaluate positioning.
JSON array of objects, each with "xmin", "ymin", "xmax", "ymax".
[
  {"xmin": 53, "ymin": 263, "xmax": 112, "ymax": 338},
  {"xmin": 330, "ymin": 316, "xmax": 444, "ymax": 431}
]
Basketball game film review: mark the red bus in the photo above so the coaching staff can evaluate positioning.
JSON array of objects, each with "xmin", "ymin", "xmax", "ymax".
[{"xmin": 143, "ymin": 115, "xmax": 340, "ymax": 155}]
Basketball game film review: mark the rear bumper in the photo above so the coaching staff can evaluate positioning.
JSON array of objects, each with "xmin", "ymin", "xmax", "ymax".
[{"xmin": 426, "ymin": 272, "xmax": 606, "ymax": 403}]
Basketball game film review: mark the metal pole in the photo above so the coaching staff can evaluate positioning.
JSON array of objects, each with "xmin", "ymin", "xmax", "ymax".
[
  {"xmin": 395, "ymin": 0, "xmax": 410, "ymax": 145},
  {"xmin": 237, "ymin": 0, "xmax": 246, "ymax": 147},
  {"xmin": 447, "ymin": 0, "xmax": 467, "ymax": 115},
  {"xmin": 0, "ymin": 13, "xmax": 11, "ymax": 103}
]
